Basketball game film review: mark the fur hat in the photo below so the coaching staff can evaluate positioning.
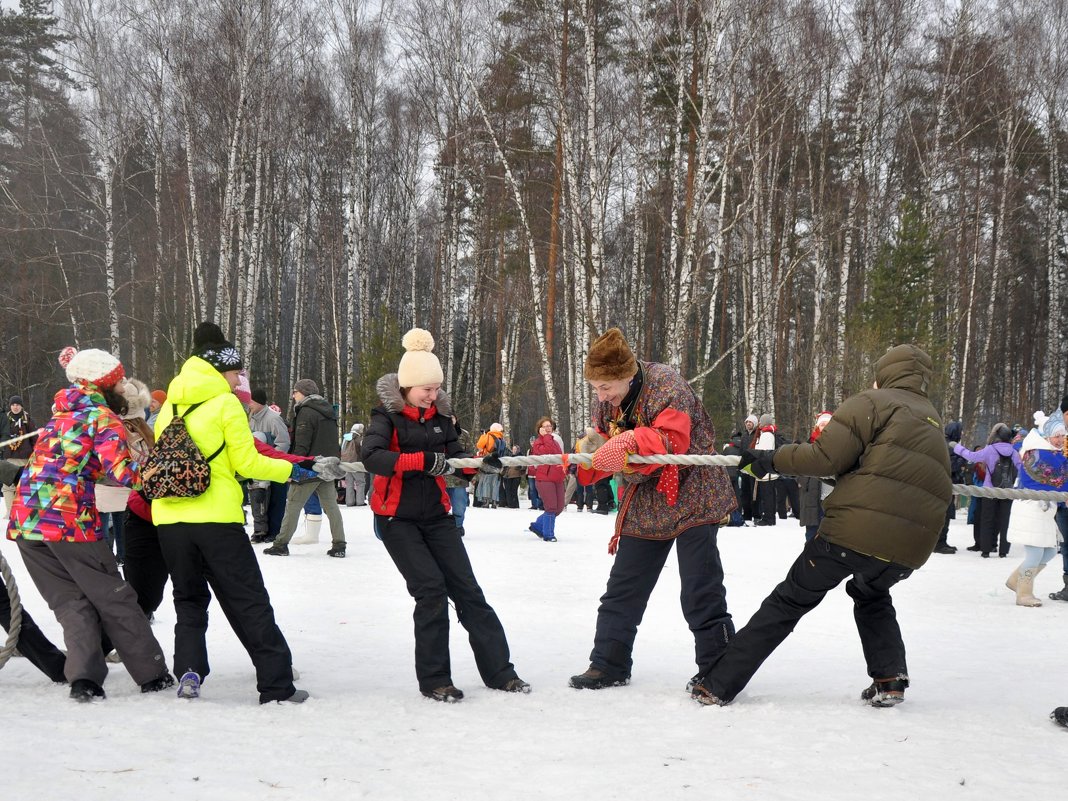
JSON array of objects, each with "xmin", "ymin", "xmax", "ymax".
[
  {"xmin": 293, "ymin": 378, "xmax": 319, "ymax": 396},
  {"xmin": 584, "ymin": 328, "xmax": 637, "ymax": 382},
  {"xmin": 150, "ymin": 389, "xmax": 167, "ymax": 405},
  {"xmin": 120, "ymin": 379, "xmax": 152, "ymax": 420},
  {"xmin": 397, "ymin": 328, "xmax": 443, "ymax": 388},
  {"xmin": 251, "ymin": 387, "xmax": 267, "ymax": 406},
  {"xmin": 59, "ymin": 346, "xmax": 125, "ymax": 389},
  {"xmin": 191, "ymin": 321, "xmax": 243, "ymax": 372},
  {"xmin": 233, "ymin": 371, "xmax": 251, "ymax": 405}
]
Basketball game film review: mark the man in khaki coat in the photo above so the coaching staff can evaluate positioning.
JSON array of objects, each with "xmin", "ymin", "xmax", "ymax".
[{"xmin": 692, "ymin": 344, "xmax": 952, "ymax": 708}]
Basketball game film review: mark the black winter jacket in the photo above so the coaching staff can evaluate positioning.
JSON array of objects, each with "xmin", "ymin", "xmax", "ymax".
[
  {"xmin": 291, "ymin": 395, "xmax": 340, "ymax": 458},
  {"xmin": 361, "ymin": 374, "xmax": 466, "ymax": 520}
]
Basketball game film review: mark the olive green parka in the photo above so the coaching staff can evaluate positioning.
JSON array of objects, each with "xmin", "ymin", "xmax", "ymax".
[{"xmin": 773, "ymin": 345, "xmax": 952, "ymax": 569}]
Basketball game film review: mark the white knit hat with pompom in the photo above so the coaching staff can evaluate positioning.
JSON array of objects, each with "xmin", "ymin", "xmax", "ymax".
[
  {"xmin": 397, "ymin": 328, "xmax": 443, "ymax": 388},
  {"xmin": 59, "ymin": 346, "xmax": 125, "ymax": 389}
]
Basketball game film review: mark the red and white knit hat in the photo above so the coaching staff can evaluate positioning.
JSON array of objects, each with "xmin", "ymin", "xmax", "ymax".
[{"xmin": 58, "ymin": 346, "xmax": 125, "ymax": 389}]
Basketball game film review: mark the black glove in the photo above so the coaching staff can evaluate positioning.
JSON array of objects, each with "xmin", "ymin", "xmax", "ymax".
[
  {"xmin": 298, "ymin": 458, "xmax": 316, "ymax": 470},
  {"xmin": 479, "ymin": 454, "xmax": 504, "ymax": 474},
  {"xmin": 425, "ymin": 452, "xmax": 455, "ymax": 476},
  {"xmin": 738, "ymin": 448, "xmax": 776, "ymax": 480}
]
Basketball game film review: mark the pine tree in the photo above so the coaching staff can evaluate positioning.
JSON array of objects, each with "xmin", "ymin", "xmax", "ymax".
[{"xmin": 0, "ymin": 0, "xmax": 72, "ymax": 142}]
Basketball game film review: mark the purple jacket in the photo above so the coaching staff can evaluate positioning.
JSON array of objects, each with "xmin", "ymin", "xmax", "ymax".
[{"xmin": 952, "ymin": 441, "xmax": 1023, "ymax": 488}]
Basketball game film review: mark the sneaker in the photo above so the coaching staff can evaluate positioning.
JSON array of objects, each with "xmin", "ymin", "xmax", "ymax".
[
  {"xmin": 933, "ymin": 544, "xmax": 956, "ymax": 555},
  {"xmin": 498, "ymin": 677, "xmax": 532, "ymax": 694},
  {"xmin": 690, "ymin": 678, "xmax": 727, "ymax": 706},
  {"xmin": 327, "ymin": 544, "xmax": 346, "ymax": 558},
  {"xmin": 70, "ymin": 679, "xmax": 106, "ymax": 702},
  {"xmin": 263, "ymin": 544, "xmax": 289, "ymax": 556},
  {"xmin": 568, "ymin": 666, "xmax": 630, "ymax": 690},
  {"xmin": 177, "ymin": 671, "xmax": 201, "ymax": 699},
  {"xmin": 861, "ymin": 676, "xmax": 908, "ymax": 707},
  {"xmin": 1051, "ymin": 707, "xmax": 1068, "ymax": 728},
  {"xmin": 141, "ymin": 673, "xmax": 176, "ymax": 694},
  {"xmin": 422, "ymin": 685, "xmax": 464, "ymax": 703}
]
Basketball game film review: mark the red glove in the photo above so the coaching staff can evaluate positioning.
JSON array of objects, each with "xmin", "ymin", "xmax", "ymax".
[{"xmin": 592, "ymin": 430, "xmax": 638, "ymax": 473}]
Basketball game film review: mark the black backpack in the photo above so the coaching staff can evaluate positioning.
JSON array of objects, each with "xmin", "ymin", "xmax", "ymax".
[
  {"xmin": 140, "ymin": 402, "xmax": 224, "ymax": 500},
  {"xmin": 991, "ymin": 454, "xmax": 1018, "ymax": 489}
]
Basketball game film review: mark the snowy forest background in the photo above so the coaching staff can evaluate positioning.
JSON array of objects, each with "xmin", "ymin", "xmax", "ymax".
[{"xmin": 1, "ymin": 0, "xmax": 1067, "ymax": 444}]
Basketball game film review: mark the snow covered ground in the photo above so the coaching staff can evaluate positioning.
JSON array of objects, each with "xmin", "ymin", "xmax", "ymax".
[{"xmin": 2, "ymin": 505, "xmax": 1064, "ymax": 800}]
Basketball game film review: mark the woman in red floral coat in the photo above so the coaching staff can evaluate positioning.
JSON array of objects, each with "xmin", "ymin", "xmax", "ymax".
[{"xmin": 568, "ymin": 328, "xmax": 737, "ymax": 693}]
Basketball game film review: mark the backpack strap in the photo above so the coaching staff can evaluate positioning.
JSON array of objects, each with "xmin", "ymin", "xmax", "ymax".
[{"xmin": 172, "ymin": 401, "xmax": 225, "ymax": 463}]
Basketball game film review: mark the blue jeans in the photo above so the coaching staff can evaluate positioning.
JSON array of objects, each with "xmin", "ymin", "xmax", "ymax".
[
  {"xmin": 446, "ymin": 487, "xmax": 468, "ymax": 529},
  {"xmin": 528, "ymin": 479, "xmax": 542, "ymax": 509}
]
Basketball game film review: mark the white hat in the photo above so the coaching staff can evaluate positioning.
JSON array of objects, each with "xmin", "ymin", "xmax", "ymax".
[
  {"xmin": 744, "ymin": 414, "xmax": 758, "ymax": 427},
  {"xmin": 490, "ymin": 423, "xmax": 504, "ymax": 433},
  {"xmin": 352, "ymin": 423, "xmax": 364, "ymax": 433},
  {"xmin": 59, "ymin": 346, "xmax": 125, "ymax": 390},
  {"xmin": 816, "ymin": 412, "xmax": 832, "ymax": 427},
  {"xmin": 397, "ymin": 328, "xmax": 443, "ymax": 388}
]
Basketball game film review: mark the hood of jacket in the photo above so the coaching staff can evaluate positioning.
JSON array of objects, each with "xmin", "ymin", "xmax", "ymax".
[
  {"xmin": 165, "ymin": 356, "xmax": 232, "ymax": 406},
  {"xmin": 991, "ymin": 441, "xmax": 1017, "ymax": 457},
  {"xmin": 875, "ymin": 344, "xmax": 933, "ymax": 396},
  {"xmin": 53, "ymin": 383, "xmax": 105, "ymax": 414},
  {"xmin": 375, "ymin": 373, "xmax": 453, "ymax": 418},
  {"xmin": 296, "ymin": 393, "xmax": 337, "ymax": 421}
]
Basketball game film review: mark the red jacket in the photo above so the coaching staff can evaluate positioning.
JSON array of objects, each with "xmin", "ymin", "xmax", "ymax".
[{"xmin": 531, "ymin": 434, "xmax": 564, "ymax": 483}]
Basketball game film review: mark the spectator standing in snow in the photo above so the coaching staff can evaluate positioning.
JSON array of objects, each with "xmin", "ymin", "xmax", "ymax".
[
  {"xmin": 500, "ymin": 444, "xmax": 523, "ymax": 509},
  {"xmin": 264, "ymin": 379, "xmax": 346, "ymax": 557},
  {"xmin": 341, "ymin": 423, "xmax": 366, "ymax": 506},
  {"xmin": 952, "ymin": 423, "xmax": 1024, "ymax": 558},
  {"xmin": 529, "ymin": 416, "xmax": 565, "ymax": 542},
  {"xmin": 797, "ymin": 411, "xmax": 832, "ymax": 542},
  {"xmin": 752, "ymin": 413, "xmax": 779, "ymax": 526},
  {"xmin": 362, "ymin": 328, "xmax": 529, "ymax": 702},
  {"xmin": 247, "ymin": 387, "xmax": 291, "ymax": 543},
  {"xmin": 691, "ymin": 344, "xmax": 952, "ymax": 708},
  {"xmin": 2, "ymin": 395, "xmax": 37, "ymax": 517},
  {"xmin": 474, "ymin": 423, "xmax": 506, "ymax": 508}
]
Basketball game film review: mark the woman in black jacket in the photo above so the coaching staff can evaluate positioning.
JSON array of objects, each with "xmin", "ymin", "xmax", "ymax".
[{"xmin": 361, "ymin": 328, "xmax": 529, "ymax": 702}]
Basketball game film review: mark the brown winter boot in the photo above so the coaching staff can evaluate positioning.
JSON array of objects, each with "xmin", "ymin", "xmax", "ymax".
[
  {"xmin": 1015, "ymin": 565, "xmax": 1046, "ymax": 607},
  {"xmin": 1005, "ymin": 567, "xmax": 1021, "ymax": 593}
]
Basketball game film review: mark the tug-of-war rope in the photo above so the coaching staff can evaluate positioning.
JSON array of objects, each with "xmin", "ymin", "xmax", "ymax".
[
  {"xmin": 1, "ymin": 450, "xmax": 1063, "ymax": 672},
  {"xmin": 0, "ymin": 551, "xmax": 23, "ymax": 670},
  {"xmin": 333, "ymin": 453, "xmax": 1068, "ymax": 502}
]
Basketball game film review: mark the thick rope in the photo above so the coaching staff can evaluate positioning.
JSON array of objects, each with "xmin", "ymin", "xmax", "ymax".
[
  {"xmin": 333, "ymin": 452, "xmax": 1068, "ymax": 501},
  {"xmin": 0, "ymin": 550, "xmax": 22, "ymax": 670},
  {"xmin": 0, "ymin": 428, "xmax": 43, "ymax": 450}
]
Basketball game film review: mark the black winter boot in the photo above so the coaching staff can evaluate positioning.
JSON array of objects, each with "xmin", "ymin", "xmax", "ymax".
[
  {"xmin": 568, "ymin": 666, "xmax": 630, "ymax": 690},
  {"xmin": 861, "ymin": 676, "xmax": 909, "ymax": 707},
  {"xmin": 1052, "ymin": 707, "xmax": 1068, "ymax": 728},
  {"xmin": 141, "ymin": 673, "xmax": 176, "ymax": 693},
  {"xmin": 326, "ymin": 543, "xmax": 346, "ymax": 558},
  {"xmin": 1048, "ymin": 574, "xmax": 1068, "ymax": 602},
  {"xmin": 422, "ymin": 685, "xmax": 464, "ymax": 702},
  {"xmin": 70, "ymin": 679, "xmax": 106, "ymax": 702}
]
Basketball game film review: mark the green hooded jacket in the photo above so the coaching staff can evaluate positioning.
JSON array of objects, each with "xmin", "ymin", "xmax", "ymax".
[{"xmin": 773, "ymin": 344, "xmax": 952, "ymax": 569}]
